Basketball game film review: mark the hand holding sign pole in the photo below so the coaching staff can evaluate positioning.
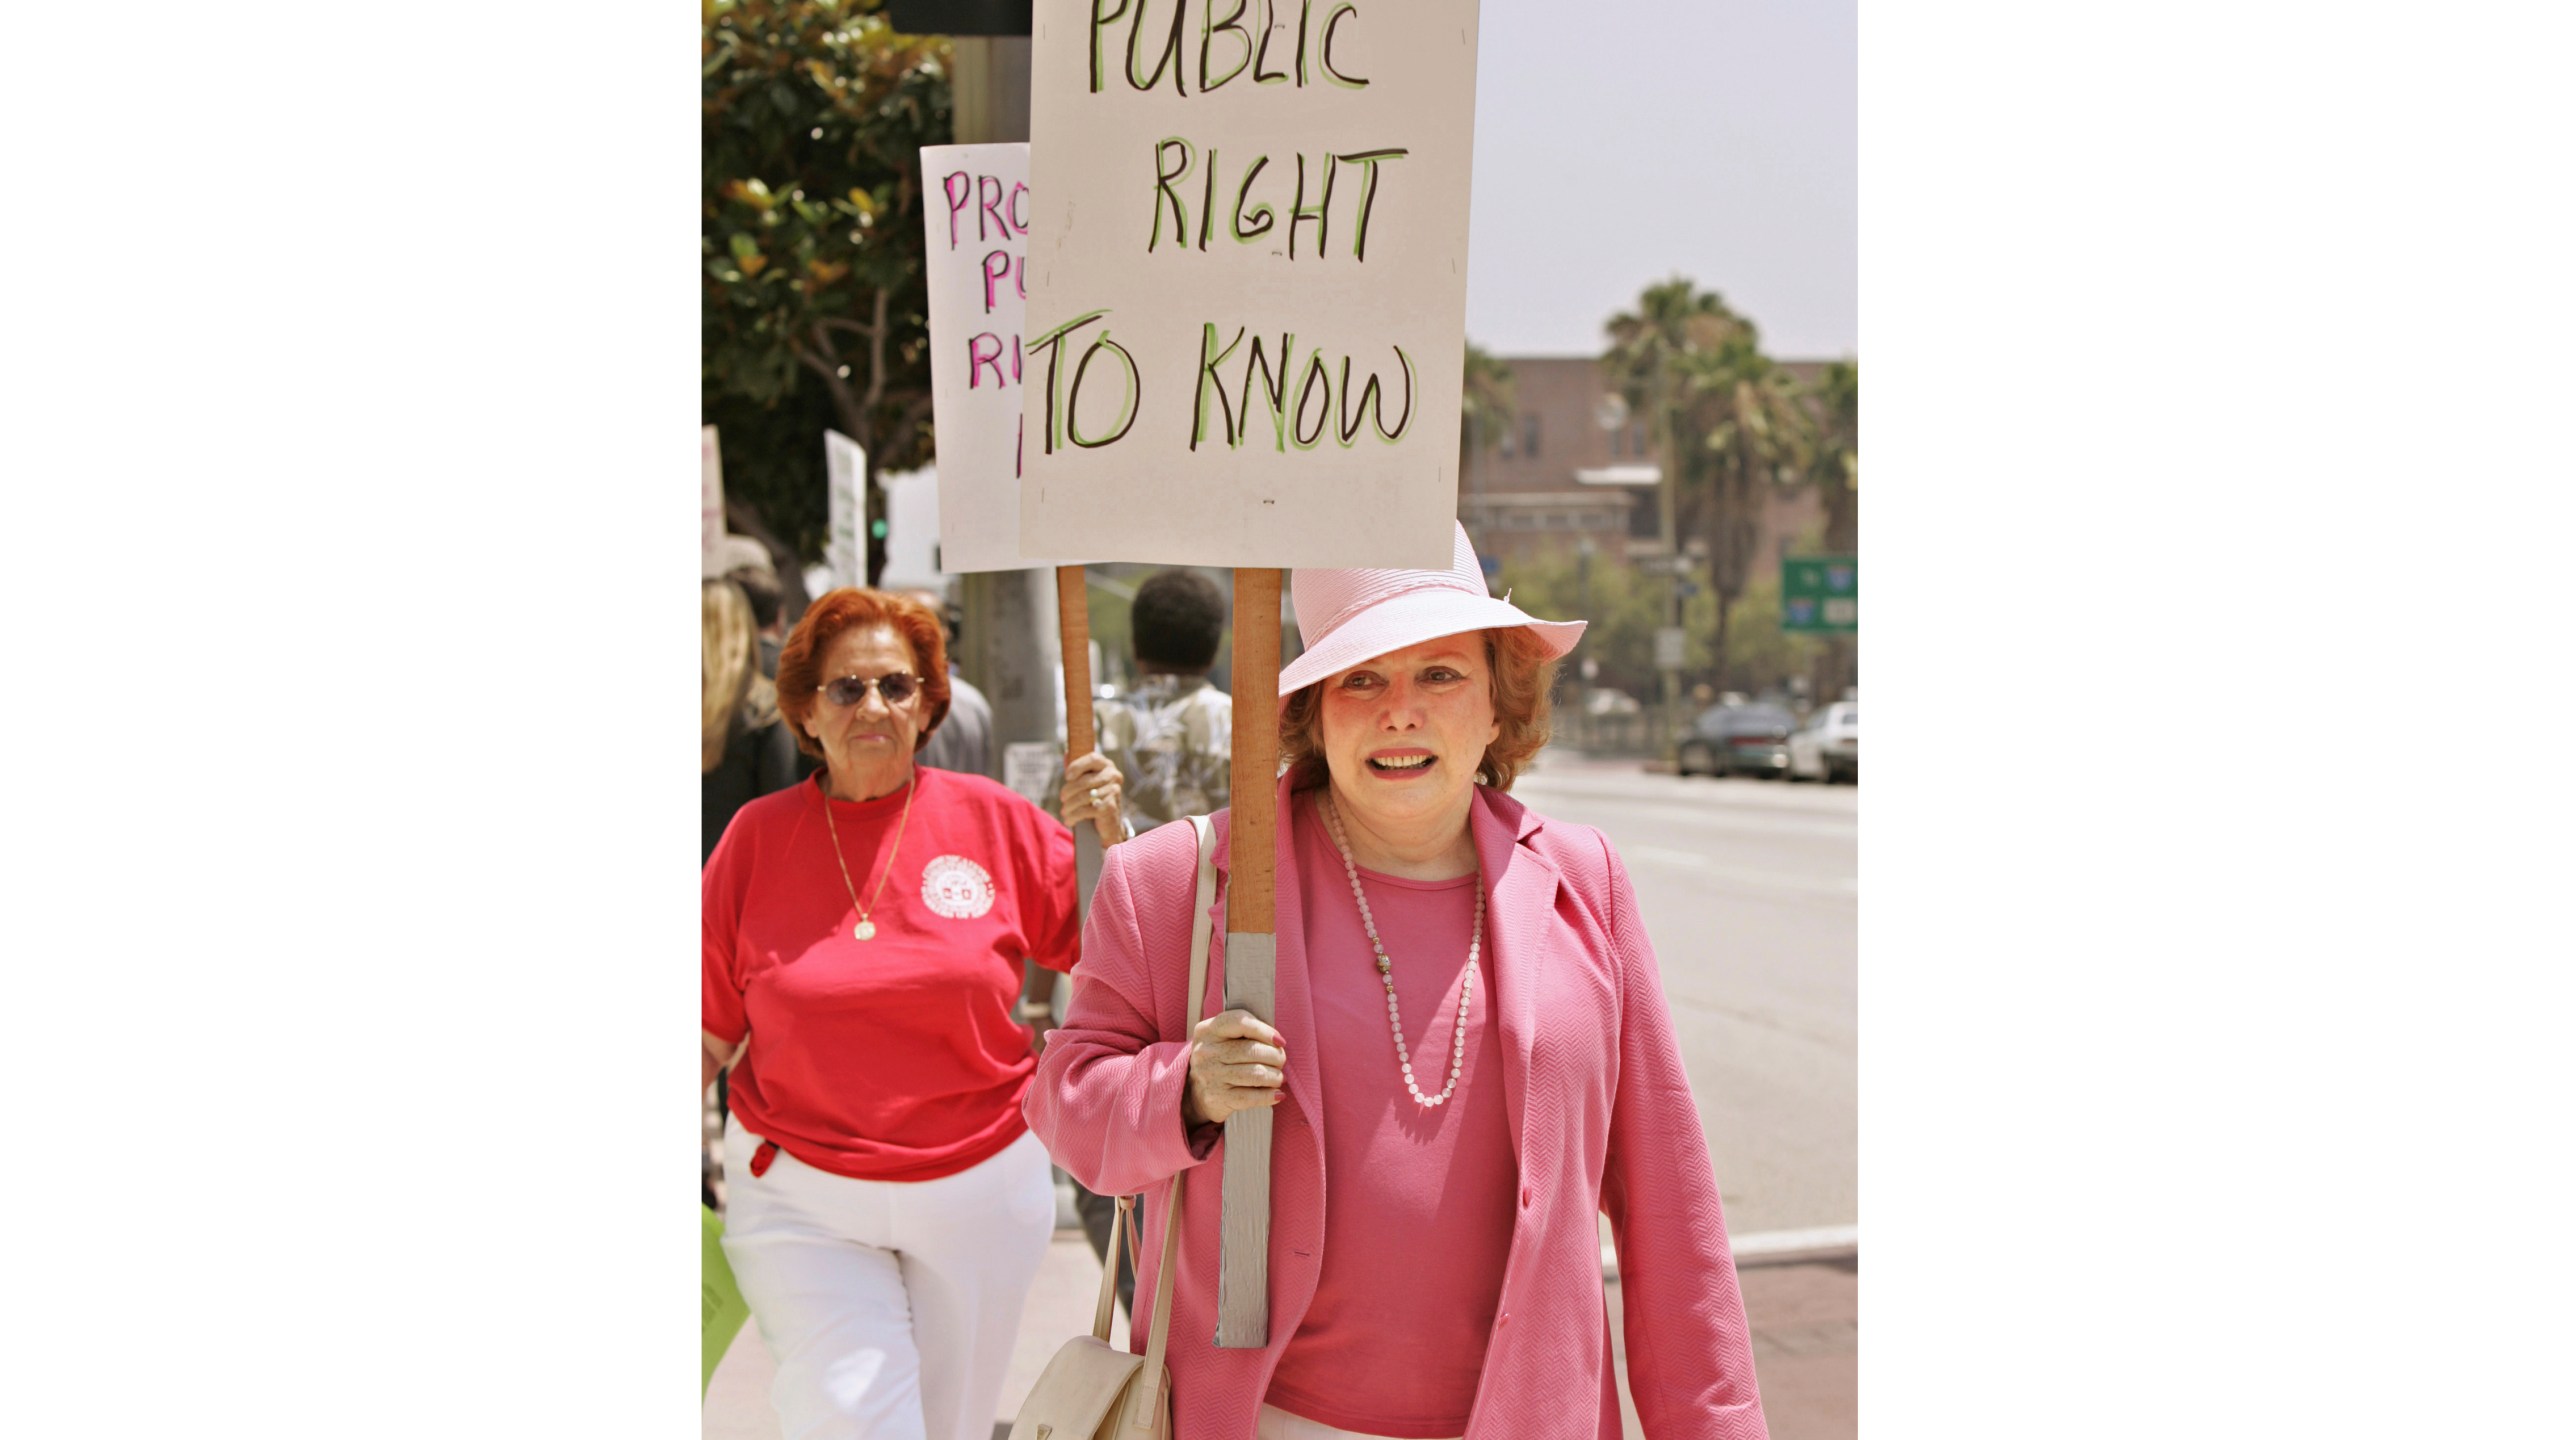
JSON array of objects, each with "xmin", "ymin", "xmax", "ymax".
[{"xmin": 1021, "ymin": 0, "xmax": 1484, "ymax": 1346}]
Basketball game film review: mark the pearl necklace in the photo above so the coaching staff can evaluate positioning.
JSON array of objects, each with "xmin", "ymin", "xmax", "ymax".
[{"xmin": 1319, "ymin": 795, "xmax": 1483, "ymax": 1110}]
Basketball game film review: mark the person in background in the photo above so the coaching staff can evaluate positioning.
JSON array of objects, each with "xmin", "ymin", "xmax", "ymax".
[
  {"xmin": 702, "ymin": 578, "xmax": 800, "ymax": 865},
  {"xmin": 1027, "ymin": 524, "xmax": 1767, "ymax": 1440},
  {"xmin": 701, "ymin": 577, "xmax": 804, "ymax": 1209},
  {"xmin": 1044, "ymin": 566, "xmax": 1237, "ymax": 1315},
  {"xmin": 706, "ymin": 532, "xmax": 789, "ymax": 679},
  {"xmin": 705, "ymin": 586, "xmax": 1125, "ymax": 1440},
  {"xmin": 730, "ymin": 561, "xmax": 789, "ymax": 680},
  {"xmin": 1087, "ymin": 567, "xmax": 1234, "ymax": 834},
  {"xmin": 906, "ymin": 587, "xmax": 998, "ymax": 780}
]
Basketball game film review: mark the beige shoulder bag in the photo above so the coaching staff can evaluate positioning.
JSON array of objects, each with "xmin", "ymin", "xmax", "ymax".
[{"xmin": 1013, "ymin": 814, "xmax": 1216, "ymax": 1439}]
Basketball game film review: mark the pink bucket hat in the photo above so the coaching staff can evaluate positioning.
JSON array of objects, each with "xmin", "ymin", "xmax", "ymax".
[{"xmin": 1278, "ymin": 522, "xmax": 1587, "ymax": 697}]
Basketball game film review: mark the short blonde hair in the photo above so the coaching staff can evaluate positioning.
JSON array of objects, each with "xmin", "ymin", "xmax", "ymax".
[{"xmin": 1277, "ymin": 626, "xmax": 1557, "ymax": 792}]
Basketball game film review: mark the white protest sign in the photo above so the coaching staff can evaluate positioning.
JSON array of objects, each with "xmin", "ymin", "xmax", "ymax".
[
  {"xmin": 1019, "ymin": 0, "xmax": 1482, "ymax": 569},
  {"xmin": 702, "ymin": 425, "xmax": 726, "ymax": 563},
  {"xmin": 922, "ymin": 144, "xmax": 1086, "ymax": 573},
  {"xmin": 825, "ymin": 429, "xmax": 868, "ymax": 587}
]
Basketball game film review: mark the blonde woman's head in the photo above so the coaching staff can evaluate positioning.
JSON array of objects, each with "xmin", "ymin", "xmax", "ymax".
[{"xmin": 703, "ymin": 579, "xmax": 760, "ymax": 772}]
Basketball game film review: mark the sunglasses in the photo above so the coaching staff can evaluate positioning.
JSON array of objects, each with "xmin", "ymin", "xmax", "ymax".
[{"xmin": 820, "ymin": 672, "xmax": 921, "ymax": 708}]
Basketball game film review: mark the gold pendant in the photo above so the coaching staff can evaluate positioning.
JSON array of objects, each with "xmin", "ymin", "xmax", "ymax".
[{"xmin": 853, "ymin": 920, "xmax": 877, "ymax": 941}]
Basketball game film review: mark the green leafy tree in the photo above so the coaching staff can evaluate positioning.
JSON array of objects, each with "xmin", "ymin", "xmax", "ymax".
[
  {"xmin": 704, "ymin": 0, "xmax": 949, "ymax": 580},
  {"xmin": 1686, "ymin": 576, "xmax": 1812, "ymax": 700},
  {"xmin": 1499, "ymin": 548, "xmax": 1665, "ymax": 697}
]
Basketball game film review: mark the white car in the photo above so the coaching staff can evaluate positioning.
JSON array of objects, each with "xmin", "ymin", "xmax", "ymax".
[{"xmin": 1786, "ymin": 703, "xmax": 1858, "ymax": 783}]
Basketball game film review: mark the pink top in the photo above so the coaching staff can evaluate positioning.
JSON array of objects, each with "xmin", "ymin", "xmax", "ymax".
[
  {"xmin": 1024, "ymin": 772, "xmax": 1769, "ymax": 1440},
  {"xmin": 703, "ymin": 770, "xmax": 1080, "ymax": 1181},
  {"xmin": 1264, "ymin": 789, "xmax": 1517, "ymax": 1437}
]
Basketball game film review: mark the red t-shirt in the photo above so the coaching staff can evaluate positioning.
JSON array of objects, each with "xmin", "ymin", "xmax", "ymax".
[
  {"xmin": 702, "ymin": 768, "xmax": 1080, "ymax": 1181},
  {"xmin": 1264, "ymin": 787, "xmax": 1518, "ymax": 1437}
]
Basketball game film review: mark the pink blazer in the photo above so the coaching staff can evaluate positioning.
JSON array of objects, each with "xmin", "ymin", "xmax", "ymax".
[{"xmin": 1024, "ymin": 772, "xmax": 1768, "ymax": 1440}]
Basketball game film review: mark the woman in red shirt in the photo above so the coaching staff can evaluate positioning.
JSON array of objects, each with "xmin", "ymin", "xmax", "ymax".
[
  {"xmin": 1027, "ymin": 525, "xmax": 1770, "ymax": 1440},
  {"xmin": 703, "ymin": 587, "xmax": 1122, "ymax": 1440}
]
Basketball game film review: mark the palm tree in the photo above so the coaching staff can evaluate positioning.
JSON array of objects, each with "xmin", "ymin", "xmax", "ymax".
[
  {"xmin": 1602, "ymin": 278, "xmax": 1749, "ymax": 552},
  {"xmin": 1678, "ymin": 331, "xmax": 1816, "ymax": 699},
  {"xmin": 1801, "ymin": 359, "xmax": 1857, "ymax": 702},
  {"xmin": 1807, "ymin": 360, "xmax": 1856, "ymax": 553},
  {"xmin": 1603, "ymin": 278, "xmax": 1752, "ymax": 750},
  {"xmin": 1459, "ymin": 341, "xmax": 1516, "ymax": 527}
]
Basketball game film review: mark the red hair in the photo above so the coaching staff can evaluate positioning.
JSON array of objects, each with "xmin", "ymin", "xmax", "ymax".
[{"xmin": 776, "ymin": 587, "xmax": 953, "ymax": 758}]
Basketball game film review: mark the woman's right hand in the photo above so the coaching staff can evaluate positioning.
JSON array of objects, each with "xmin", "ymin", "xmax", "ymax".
[{"xmin": 1184, "ymin": 1009, "xmax": 1286, "ymax": 1127}]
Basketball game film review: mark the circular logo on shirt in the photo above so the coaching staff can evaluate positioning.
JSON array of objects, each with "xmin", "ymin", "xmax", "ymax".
[{"xmin": 919, "ymin": 854, "xmax": 995, "ymax": 919}]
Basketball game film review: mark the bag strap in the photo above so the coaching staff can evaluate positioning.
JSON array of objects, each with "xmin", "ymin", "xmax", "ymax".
[
  {"xmin": 1070, "ymin": 814, "xmax": 1208, "ymax": 1414},
  {"xmin": 1108, "ymin": 816, "xmax": 1217, "ymax": 1428}
]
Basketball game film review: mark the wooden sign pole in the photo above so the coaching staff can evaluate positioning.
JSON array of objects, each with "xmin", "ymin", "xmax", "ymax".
[
  {"xmin": 1215, "ymin": 567, "xmax": 1283, "ymax": 1346},
  {"xmin": 1054, "ymin": 564, "xmax": 1122, "ymax": 852}
]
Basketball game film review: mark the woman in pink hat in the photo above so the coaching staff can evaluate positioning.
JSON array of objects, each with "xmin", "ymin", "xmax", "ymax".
[{"xmin": 1027, "ymin": 524, "xmax": 1768, "ymax": 1440}]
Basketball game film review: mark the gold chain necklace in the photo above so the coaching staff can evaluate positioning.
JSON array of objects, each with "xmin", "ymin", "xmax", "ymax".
[
  {"xmin": 818, "ymin": 771, "xmax": 917, "ymax": 941},
  {"xmin": 1319, "ymin": 795, "xmax": 1483, "ymax": 1109}
]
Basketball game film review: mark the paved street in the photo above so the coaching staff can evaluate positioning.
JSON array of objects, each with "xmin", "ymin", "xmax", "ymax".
[{"xmin": 1510, "ymin": 751, "xmax": 1858, "ymax": 1239}]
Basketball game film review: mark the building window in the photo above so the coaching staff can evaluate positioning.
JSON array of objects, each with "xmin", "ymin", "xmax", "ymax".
[
  {"xmin": 1630, "ymin": 419, "xmax": 1648, "ymax": 457},
  {"xmin": 1522, "ymin": 413, "xmax": 1542, "ymax": 458}
]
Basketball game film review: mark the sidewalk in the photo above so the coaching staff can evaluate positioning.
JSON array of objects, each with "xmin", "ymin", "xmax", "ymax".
[{"xmin": 706, "ymin": 1193, "xmax": 1855, "ymax": 1439}]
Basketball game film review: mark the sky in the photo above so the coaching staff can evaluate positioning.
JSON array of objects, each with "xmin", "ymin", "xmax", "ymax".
[{"xmin": 1464, "ymin": 0, "xmax": 1856, "ymax": 361}]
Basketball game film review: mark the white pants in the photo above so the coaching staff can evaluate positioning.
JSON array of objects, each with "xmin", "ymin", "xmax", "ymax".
[
  {"xmin": 720, "ymin": 1117, "xmax": 1055, "ymax": 1440},
  {"xmin": 1257, "ymin": 1405, "xmax": 1459, "ymax": 1440}
]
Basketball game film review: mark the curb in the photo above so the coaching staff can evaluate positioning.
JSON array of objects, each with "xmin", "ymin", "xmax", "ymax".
[{"xmin": 1604, "ymin": 1225, "xmax": 1855, "ymax": 1279}]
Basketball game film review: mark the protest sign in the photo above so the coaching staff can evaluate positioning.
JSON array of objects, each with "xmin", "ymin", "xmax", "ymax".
[
  {"xmin": 825, "ymin": 430, "xmax": 868, "ymax": 587},
  {"xmin": 701, "ymin": 425, "xmax": 726, "ymax": 564},
  {"xmin": 1019, "ymin": 0, "xmax": 1483, "ymax": 569},
  {"xmin": 921, "ymin": 143, "xmax": 1090, "ymax": 572}
]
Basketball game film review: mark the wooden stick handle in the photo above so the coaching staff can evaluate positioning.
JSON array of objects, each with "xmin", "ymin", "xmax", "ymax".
[
  {"xmin": 1058, "ymin": 564, "xmax": 1096, "ymax": 759},
  {"xmin": 1055, "ymin": 564, "xmax": 1122, "ymax": 849},
  {"xmin": 1226, "ymin": 569, "xmax": 1282, "ymax": 930}
]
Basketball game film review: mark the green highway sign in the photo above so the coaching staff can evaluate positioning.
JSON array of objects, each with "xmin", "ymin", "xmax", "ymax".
[{"xmin": 1781, "ymin": 555, "xmax": 1857, "ymax": 633}]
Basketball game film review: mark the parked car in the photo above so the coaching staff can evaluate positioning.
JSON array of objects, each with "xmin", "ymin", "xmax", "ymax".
[
  {"xmin": 1585, "ymin": 687, "xmax": 1642, "ymax": 717},
  {"xmin": 1786, "ymin": 702, "xmax": 1858, "ymax": 784},
  {"xmin": 1677, "ymin": 703, "xmax": 1797, "ymax": 779}
]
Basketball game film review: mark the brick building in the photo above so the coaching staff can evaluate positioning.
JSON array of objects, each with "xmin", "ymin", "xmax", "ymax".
[{"xmin": 1459, "ymin": 355, "xmax": 1838, "ymax": 581}]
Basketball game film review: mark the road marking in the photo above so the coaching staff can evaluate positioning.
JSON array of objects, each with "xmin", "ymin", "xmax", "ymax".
[{"xmin": 1621, "ymin": 843, "xmax": 1857, "ymax": 898}]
